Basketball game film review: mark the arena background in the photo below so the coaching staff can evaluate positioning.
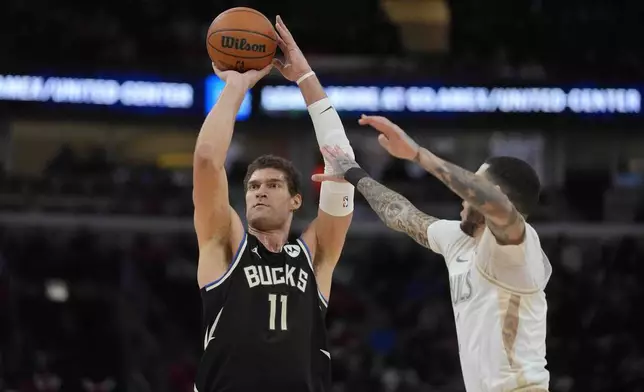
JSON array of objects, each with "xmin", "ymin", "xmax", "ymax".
[{"xmin": 1, "ymin": 0, "xmax": 644, "ymax": 391}]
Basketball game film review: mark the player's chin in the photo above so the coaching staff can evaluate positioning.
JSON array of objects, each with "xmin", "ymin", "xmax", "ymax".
[
  {"xmin": 460, "ymin": 219, "xmax": 479, "ymax": 237},
  {"xmin": 248, "ymin": 213, "xmax": 280, "ymax": 231}
]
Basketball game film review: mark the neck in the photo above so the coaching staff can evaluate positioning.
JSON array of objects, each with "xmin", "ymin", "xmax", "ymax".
[{"xmin": 248, "ymin": 226, "xmax": 290, "ymax": 252}]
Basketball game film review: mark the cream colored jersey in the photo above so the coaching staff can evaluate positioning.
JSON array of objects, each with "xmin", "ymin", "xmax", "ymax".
[{"xmin": 427, "ymin": 220, "xmax": 552, "ymax": 392}]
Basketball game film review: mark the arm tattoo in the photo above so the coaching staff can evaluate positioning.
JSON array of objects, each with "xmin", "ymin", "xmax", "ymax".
[
  {"xmin": 415, "ymin": 149, "xmax": 523, "ymax": 242},
  {"xmin": 416, "ymin": 150, "xmax": 516, "ymax": 221},
  {"xmin": 356, "ymin": 177, "xmax": 438, "ymax": 248}
]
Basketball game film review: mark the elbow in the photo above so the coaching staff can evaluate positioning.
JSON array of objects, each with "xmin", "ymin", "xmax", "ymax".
[
  {"xmin": 194, "ymin": 143, "xmax": 224, "ymax": 170},
  {"xmin": 487, "ymin": 199, "xmax": 519, "ymax": 226}
]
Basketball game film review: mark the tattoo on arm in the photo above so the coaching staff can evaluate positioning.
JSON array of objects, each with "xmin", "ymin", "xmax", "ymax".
[
  {"xmin": 415, "ymin": 149, "xmax": 524, "ymax": 243},
  {"xmin": 416, "ymin": 150, "xmax": 516, "ymax": 221},
  {"xmin": 356, "ymin": 177, "xmax": 438, "ymax": 248}
]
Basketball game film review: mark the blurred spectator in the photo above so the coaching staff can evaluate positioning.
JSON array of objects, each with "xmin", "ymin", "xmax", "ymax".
[{"xmin": 2, "ymin": 225, "xmax": 643, "ymax": 391}]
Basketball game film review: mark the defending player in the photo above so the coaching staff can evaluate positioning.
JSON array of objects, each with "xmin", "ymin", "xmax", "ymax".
[
  {"xmin": 313, "ymin": 116, "xmax": 551, "ymax": 392},
  {"xmin": 193, "ymin": 16, "xmax": 355, "ymax": 392}
]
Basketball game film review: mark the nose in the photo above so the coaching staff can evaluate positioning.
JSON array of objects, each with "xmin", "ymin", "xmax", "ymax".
[{"xmin": 255, "ymin": 186, "xmax": 268, "ymax": 198}]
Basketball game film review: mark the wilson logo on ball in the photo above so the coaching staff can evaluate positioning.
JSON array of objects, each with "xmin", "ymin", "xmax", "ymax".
[{"xmin": 221, "ymin": 36, "xmax": 267, "ymax": 53}]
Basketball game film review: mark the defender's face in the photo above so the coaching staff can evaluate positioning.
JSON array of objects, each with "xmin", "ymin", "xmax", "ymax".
[
  {"xmin": 460, "ymin": 164, "xmax": 488, "ymax": 237},
  {"xmin": 245, "ymin": 168, "xmax": 301, "ymax": 231}
]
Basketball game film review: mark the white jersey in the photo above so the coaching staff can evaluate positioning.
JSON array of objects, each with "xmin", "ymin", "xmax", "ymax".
[{"xmin": 427, "ymin": 220, "xmax": 552, "ymax": 392}]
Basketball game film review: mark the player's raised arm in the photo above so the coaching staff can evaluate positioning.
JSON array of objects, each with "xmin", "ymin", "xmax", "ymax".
[
  {"xmin": 194, "ymin": 64, "xmax": 271, "ymax": 287},
  {"xmin": 272, "ymin": 16, "xmax": 354, "ymax": 271},
  {"xmin": 358, "ymin": 115, "xmax": 527, "ymax": 245}
]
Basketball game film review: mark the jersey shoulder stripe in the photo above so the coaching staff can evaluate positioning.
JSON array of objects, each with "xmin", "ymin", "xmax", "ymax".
[
  {"xmin": 296, "ymin": 237, "xmax": 328, "ymax": 307},
  {"xmin": 203, "ymin": 232, "xmax": 248, "ymax": 291}
]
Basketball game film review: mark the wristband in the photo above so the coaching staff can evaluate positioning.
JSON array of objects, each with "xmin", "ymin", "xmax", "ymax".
[
  {"xmin": 344, "ymin": 167, "xmax": 370, "ymax": 187},
  {"xmin": 296, "ymin": 71, "xmax": 315, "ymax": 85}
]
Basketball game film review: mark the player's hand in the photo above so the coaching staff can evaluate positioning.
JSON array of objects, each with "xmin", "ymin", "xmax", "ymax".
[
  {"xmin": 358, "ymin": 115, "xmax": 420, "ymax": 161},
  {"xmin": 271, "ymin": 15, "xmax": 313, "ymax": 82},
  {"xmin": 311, "ymin": 145, "xmax": 360, "ymax": 183},
  {"xmin": 212, "ymin": 62, "xmax": 273, "ymax": 90}
]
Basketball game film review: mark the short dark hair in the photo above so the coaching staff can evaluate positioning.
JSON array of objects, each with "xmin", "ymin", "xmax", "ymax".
[
  {"xmin": 243, "ymin": 154, "xmax": 301, "ymax": 196},
  {"xmin": 484, "ymin": 156, "xmax": 541, "ymax": 216}
]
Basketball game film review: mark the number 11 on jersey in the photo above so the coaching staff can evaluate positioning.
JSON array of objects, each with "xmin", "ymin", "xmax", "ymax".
[{"xmin": 268, "ymin": 293, "xmax": 288, "ymax": 331}]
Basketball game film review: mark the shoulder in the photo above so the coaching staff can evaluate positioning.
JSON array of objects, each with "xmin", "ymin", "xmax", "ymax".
[
  {"xmin": 427, "ymin": 219, "xmax": 462, "ymax": 233},
  {"xmin": 426, "ymin": 219, "xmax": 468, "ymax": 256},
  {"xmin": 299, "ymin": 223, "xmax": 318, "ymax": 259},
  {"xmin": 478, "ymin": 222, "xmax": 542, "ymax": 261},
  {"xmin": 197, "ymin": 227, "xmax": 249, "ymax": 291},
  {"xmin": 475, "ymin": 222, "xmax": 552, "ymax": 291}
]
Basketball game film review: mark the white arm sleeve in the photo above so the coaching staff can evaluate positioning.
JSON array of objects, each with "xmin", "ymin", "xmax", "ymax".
[{"xmin": 308, "ymin": 98, "xmax": 355, "ymax": 217}]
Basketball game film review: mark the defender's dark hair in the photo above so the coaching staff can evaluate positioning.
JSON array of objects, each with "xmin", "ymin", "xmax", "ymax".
[
  {"xmin": 484, "ymin": 156, "xmax": 541, "ymax": 217},
  {"xmin": 243, "ymin": 154, "xmax": 302, "ymax": 196}
]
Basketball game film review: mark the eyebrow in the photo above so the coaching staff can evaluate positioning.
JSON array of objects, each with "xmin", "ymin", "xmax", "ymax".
[{"xmin": 248, "ymin": 178, "xmax": 286, "ymax": 186}]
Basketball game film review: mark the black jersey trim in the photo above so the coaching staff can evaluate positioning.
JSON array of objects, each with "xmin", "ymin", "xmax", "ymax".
[
  {"xmin": 296, "ymin": 238, "xmax": 329, "ymax": 307},
  {"xmin": 203, "ymin": 232, "xmax": 248, "ymax": 291}
]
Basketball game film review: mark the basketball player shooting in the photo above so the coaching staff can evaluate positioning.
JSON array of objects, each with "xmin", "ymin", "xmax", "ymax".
[
  {"xmin": 313, "ymin": 116, "xmax": 552, "ymax": 392},
  {"xmin": 193, "ymin": 15, "xmax": 355, "ymax": 392}
]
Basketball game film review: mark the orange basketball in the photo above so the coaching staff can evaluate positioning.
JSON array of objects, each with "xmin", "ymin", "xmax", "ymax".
[{"xmin": 206, "ymin": 7, "xmax": 277, "ymax": 72}]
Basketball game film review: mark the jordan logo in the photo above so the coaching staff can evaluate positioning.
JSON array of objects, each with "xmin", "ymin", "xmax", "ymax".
[
  {"xmin": 251, "ymin": 246, "xmax": 262, "ymax": 259},
  {"xmin": 284, "ymin": 244, "xmax": 300, "ymax": 258}
]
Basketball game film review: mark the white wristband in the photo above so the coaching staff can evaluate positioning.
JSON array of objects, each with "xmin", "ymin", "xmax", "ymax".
[
  {"xmin": 296, "ymin": 71, "xmax": 315, "ymax": 85},
  {"xmin": 319, "ymin": 181, "xmax": 354, "ymax": 217}
]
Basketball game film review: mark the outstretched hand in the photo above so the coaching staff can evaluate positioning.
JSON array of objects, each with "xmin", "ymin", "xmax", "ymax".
[
  {"xmin": 358, "ymin": 115, "xmax": 420, "ymax": 161},
  {"xmin": 311, "ymin": 146, "xmax": 361, "ymax": 183},
  {"xmin": 211, "ymin": 62, "xmax": 273, "ymax": 89},
  {"xmin": 271, "ymin": 15, "xmax": 313, "ymax": 82}
]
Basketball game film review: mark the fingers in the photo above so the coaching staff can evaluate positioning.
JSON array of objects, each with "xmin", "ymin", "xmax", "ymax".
[
  {"xmin": 257, "ymin": 64, "xmax": 273, "ymax": 78},
  {"xmin": 272, "ymin": 58, "xmax": 292, "ymax": 69},
  {"xmin": 321, "ymin": 144, "xmax": 350, "ymax": 160},
  {"xmin": 358, "ymin": 114, "xmax": 399, "ymax": 137},
  {"xmin": 275, "ymin": 15, "xmax": 296, "ymax": 46},
  {"xmin": 245, "ymin": 64, "xmax": 273, "ymax": 88},
  {"xmin": 332, "ymin": 145, "xmax": 348, "ymax": 158},
  {"xmin": 271, "ymin": 58, "xmax": 285, "ymax": 71},
  {"xmin": 377, "ymin": 134, "xmax": 392, "ymax": 151},
  {"xmin": 275, "ymin": 35, "xmax": 289, "ymax": 54},
  {"xmin": 211, "ymin": 62, "xmax": 224, "ymax": 78},
  {"xmin": 358, "ymin": 114, "xmax": 388, "ymax": 126},
  {"xmin": 320, "ymin": 145, "xmax": 338, "ymax": 160},
  {"xmin": 311, "ymin": 174, "xmax": 345, "ymax": 183}
]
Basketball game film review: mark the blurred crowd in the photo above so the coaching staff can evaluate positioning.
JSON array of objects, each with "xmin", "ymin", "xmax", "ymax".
[
  {"xmin": 2, "ymin": 0, "xmax": 643, "ymax": 79},
  {"xmin": 2, "ymin": 144, "xmax": 644, "ymax": 224},
  {"xmin": 2, "ymin": 224, "xmax": 644, "ymax": 392},
  {"xmin": 1, "ymin": 139, "xmax": 643, "ymax": 392},
  {"xmin": 0, "ymin": 0, "xmax": 397, "ymax": 74}
]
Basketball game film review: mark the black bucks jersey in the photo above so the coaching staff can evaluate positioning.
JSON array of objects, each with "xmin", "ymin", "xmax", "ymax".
[{"xmin": 195, "ymin": 232, "xmax": 331, "ymax": 392}]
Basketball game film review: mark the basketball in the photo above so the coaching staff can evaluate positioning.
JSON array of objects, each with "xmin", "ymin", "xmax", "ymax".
[{"xmin": 206, "ymin": 7, "xmax": 277, "ymax": 72}]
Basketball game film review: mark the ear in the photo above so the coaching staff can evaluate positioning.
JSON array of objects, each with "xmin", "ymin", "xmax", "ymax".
[{"xmin": 290, "ymin": 194, "xmax": 302, "ymax": 211}]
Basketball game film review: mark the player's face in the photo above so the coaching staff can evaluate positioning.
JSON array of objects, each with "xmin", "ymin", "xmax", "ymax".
[
  {"xmin": 459, "ymin": 164, "xmax": 488, "ymax": 237},
  {"xmin": 245, "ymin": 168, "xmax": 302, "ymax": 231}
]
